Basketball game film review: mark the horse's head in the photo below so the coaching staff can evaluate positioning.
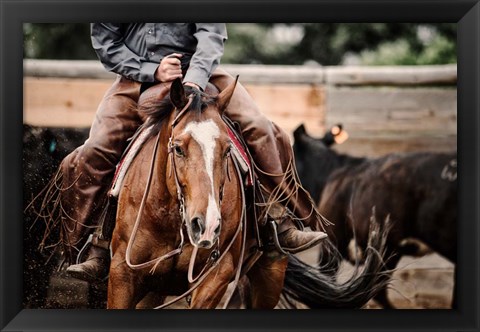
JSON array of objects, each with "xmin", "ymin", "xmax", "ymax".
[{"xmin": 167, "ymin": 78, "xmax": 237, "ymax": 249}]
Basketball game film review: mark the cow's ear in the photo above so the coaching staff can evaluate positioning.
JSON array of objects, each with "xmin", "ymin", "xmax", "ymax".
[
  {"xmin": 170, "ymin": 78, "xmax": 188, "ymax": 110},
  {"xmin": 331, "ymin": 124, "xmax": 349, "ymax": 145},
  {"xmin": 293, "ymin": 124, "xmax": 307, "ymax": 142}
]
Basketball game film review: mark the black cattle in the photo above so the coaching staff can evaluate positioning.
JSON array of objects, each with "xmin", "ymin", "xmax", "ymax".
[
  {"xmin": 293, "ymin": 124, "xmax": 457, "ymax": 308},
  {"xmin": 23, "ymin": 124, "xmax": 90, "ymax": 308}
]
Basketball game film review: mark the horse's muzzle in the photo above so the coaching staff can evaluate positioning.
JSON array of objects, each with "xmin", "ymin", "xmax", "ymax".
[{"xmin": 190, "ymin": 216, "xmax": 221, "ymax": 249}]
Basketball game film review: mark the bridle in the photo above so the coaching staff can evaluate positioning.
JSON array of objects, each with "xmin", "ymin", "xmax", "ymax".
[
  {"xmin": 167, "ymin": 96, "xmax": 193, "ymax": 228},
  {"xmin": 124, "ymin": 94, "xmax": 246, "ymax": 308}
]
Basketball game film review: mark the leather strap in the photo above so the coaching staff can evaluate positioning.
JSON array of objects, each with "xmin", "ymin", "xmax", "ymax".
[{"xmin": 91, "ymin": 234, "xmax": 110, "ymax": 250}]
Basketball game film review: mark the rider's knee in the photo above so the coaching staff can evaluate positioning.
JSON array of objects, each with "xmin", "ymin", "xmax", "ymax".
[{"xmin": 77, "ymin": 139, "xmax": 119, "ymax": 170}]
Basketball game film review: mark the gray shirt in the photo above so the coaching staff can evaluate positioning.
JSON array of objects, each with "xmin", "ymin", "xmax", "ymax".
[{"xmin": 91, "ymin": 23, "xmax": 227, "ymax": 90}]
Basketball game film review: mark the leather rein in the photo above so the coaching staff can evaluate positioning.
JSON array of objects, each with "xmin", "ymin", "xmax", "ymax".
[{"xmin": 124, "ymin": 96, "xmax": 247, "ymax": 309}]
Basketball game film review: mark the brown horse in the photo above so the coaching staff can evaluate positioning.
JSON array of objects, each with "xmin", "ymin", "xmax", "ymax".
[
  {"xmin": 107, "ymin": 78, "xmax": 390, "ymax": 309},
  {"xmin": 108, "ymin": 78, "xmax": 288, "ymax": 309}
]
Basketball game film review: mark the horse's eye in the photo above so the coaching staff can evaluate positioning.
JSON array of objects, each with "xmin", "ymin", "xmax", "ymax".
[{"xmin": 174, "ymin": 146, "xmax": 185, "ymax": 157}]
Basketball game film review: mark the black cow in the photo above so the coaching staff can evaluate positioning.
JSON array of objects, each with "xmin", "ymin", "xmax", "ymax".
[
  {"xmin": 23, "ymin": 124, "xmax": 90, "ymax": 308},
  {"xmin": 293, "ymin": 124, "xmax": 457, "ymax": 308}
]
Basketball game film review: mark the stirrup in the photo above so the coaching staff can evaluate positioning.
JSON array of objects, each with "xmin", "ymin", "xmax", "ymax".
[
  {"xmin": 268, "ymin": 219, "xmax": 289, "ymax": 255},
  {"xmin": 76, "ymin": 234, "xmax": 94, "ymax": 265},
  {"xmin": 75, "ymin": 233, "xmax": 111, "ymax": 265}
]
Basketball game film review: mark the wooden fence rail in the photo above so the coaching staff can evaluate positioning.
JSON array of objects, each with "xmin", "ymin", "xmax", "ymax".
[{"xmin": 24, "ymin": 60, "xmax": 457, "ymax": 157}]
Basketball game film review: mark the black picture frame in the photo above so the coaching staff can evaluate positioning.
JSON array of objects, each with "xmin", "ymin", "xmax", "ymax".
[{"xmin": 1, "ymin": 0, "xmax": 479, "ymax": 331}]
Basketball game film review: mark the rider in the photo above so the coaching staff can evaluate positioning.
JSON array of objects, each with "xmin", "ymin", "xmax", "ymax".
[{"xmin": 54, "ymin": 23, "xmax": 328, "ymax": 281}]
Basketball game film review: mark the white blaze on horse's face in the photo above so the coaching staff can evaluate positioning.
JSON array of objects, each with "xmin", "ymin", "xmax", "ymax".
[{"xmin": 183, "ymin": 119, "xmax": 222, "ymax": 248}]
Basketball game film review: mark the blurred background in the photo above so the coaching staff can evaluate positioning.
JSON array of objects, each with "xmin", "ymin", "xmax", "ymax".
[
  {"xmin": 24, "ymin": 23, "xmax": 456, "ymax": 65},
  {"xmin": 23, "ymin": 23, "xmax": 457, "ymax": 309},
  {"xmin": 23, "ymin": 23, "xmax": 457, "ymax": 156}
]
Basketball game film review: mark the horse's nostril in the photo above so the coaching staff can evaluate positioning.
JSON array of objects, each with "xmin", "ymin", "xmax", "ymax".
[
  {"xmin": 191, "ymin": 217, "xmax": 204, "ymax": 235},
  {"xmin": 214, "ymin": 223, "xmax": 221, "ymax": 236},
  {"xmin": 198, "ymin": 240, "xmax": 212, "ymax": 248}
]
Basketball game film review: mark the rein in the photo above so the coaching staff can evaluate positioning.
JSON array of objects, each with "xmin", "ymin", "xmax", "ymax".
[{"xmin": 125, "ymin": 130, "xmax": 185, "ymax": 272}]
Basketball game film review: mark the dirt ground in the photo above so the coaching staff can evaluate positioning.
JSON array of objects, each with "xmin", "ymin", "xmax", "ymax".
[
  {"xmin": 377, "ymin": 254, "xmax": 454, "ymax": 309},
  {"xmin": 44, "ymin": 244, "xmax": 454, "ymax": 310},
  {"xmin": 295, "ymin": 246, "xmax": 454, "ymax": 309}
]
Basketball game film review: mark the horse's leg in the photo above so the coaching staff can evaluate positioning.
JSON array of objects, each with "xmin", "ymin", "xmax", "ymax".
[
  {"xmin": 189, "ymin": 253, "xmax": 235, "ymax": 309},
  {"xmin": 107, "ymin": 253, "xmax": 147, "ymax": 309},
  {"xmin": 225, "ymin": 276, "xmax": 251, "ymax": 309},
  {"xmin": 246, "ymin": 252, "xmax": 288, "ymax": 309}
]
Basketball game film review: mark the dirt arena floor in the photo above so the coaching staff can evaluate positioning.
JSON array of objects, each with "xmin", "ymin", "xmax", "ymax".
[
  {"xmin": 44, "ymin": 244, "xmax": 454, "ymax": 310},
  {"xmin": 296, "ymin": 246, "xmax": 454, "ymax": 309}
]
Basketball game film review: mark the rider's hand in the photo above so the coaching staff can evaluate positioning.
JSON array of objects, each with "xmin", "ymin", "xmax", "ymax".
[{"xmin": 155, "ymin": 53, "xmax": 183, "ymax": 82}]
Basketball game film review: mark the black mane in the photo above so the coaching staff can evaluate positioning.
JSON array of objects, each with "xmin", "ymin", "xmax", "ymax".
[{"xmin": 138, "ymin": 87, "xmax": 218, "ymax": 139}]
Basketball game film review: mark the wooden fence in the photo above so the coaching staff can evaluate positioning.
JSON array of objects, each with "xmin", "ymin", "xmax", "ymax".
[{"xmin": 24, "ymin": 60, "xmax": 457, "ymax": 157}]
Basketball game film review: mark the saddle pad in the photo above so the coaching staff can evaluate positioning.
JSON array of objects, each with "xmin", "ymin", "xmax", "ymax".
[
  {"xmin": 227, "ymin": 126, "xmax": 253, "ymax": 187},
  {"xmin": 109, "ymin": 126, "xmax": 153, "ymax": 197}
]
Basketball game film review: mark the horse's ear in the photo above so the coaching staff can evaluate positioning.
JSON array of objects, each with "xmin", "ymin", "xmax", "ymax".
[
  {"xmin": 217, "ymin": 75, "xmax": 239, "ymax": 112},
  {"xmin": 170, "ymin": 78, "xmax": 188, "ymax": 110}
]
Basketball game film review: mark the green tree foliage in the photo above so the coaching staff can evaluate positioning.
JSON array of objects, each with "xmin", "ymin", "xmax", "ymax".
[
  {"xmin": 222, "ymin": 23, "xmax": 304, "ymax": 64},
  {"xmin": 24, "ymin": 23, "xmax": 96, "ymax": 60},
  {"xmin": 24, "ymin": 23, "xmax": 456, "ymax": 65},
  {"xmin": 224, "ymin": 23, "xmax": 456, "ymax": 65},
  {"xmin": 360, "ymin": 35, "xmax": 457, "ymax": 65}
]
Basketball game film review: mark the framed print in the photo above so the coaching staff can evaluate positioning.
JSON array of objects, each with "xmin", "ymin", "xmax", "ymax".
[{"xmin": 1, "ymin": 0, "xmax": 479, "ymax": 331}]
